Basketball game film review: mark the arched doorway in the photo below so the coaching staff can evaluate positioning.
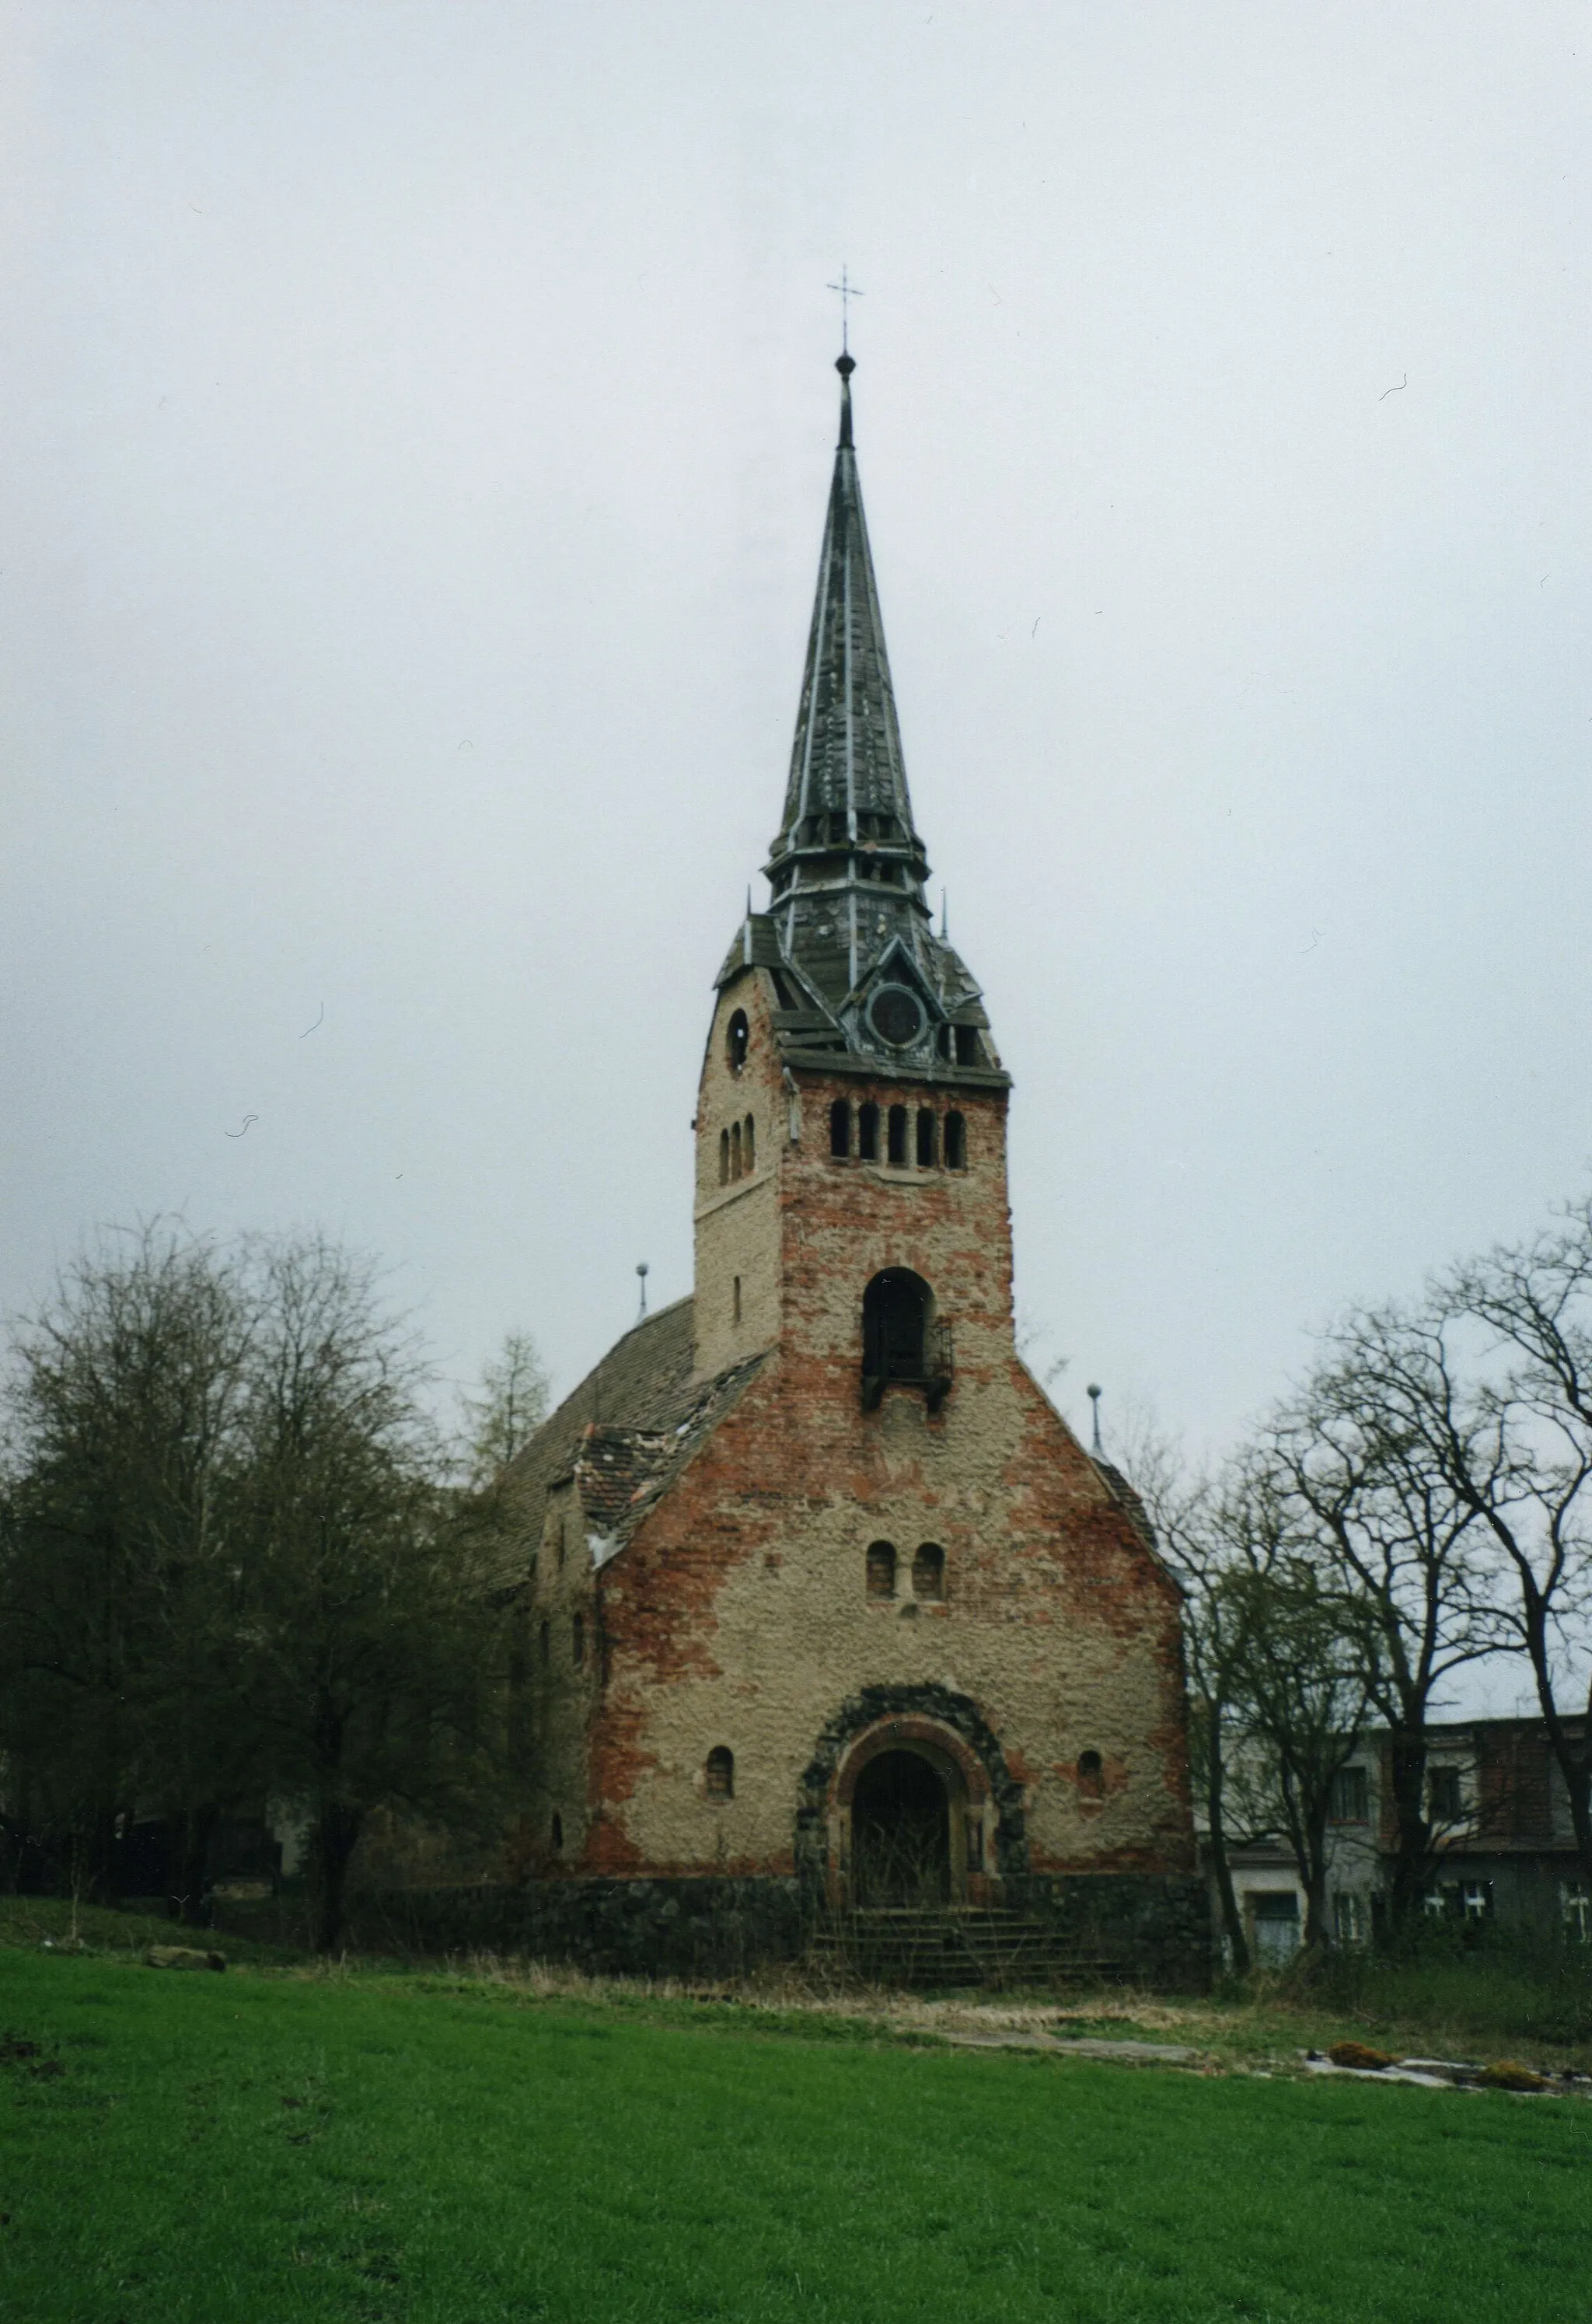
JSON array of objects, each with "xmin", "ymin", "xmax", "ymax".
[{"xmin": 851, "ymin": 1749, "xmax": 950, "ymax": 1905}]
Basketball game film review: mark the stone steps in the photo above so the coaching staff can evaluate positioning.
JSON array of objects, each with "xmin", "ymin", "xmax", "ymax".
[{"xmin": 808, "ymin": 1907, "xmax": 1129, "ymax": 1990}]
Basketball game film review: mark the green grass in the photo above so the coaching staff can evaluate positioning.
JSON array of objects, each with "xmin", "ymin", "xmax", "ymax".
[{"xmin": 3, "ymin": 1941, "xmax": 1590, "ymax": 2323}]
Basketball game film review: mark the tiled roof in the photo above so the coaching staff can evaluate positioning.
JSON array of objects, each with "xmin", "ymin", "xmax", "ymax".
[{"xmin": 504, "ymin": 1297, "xmax": 764, "ymax": 1557}]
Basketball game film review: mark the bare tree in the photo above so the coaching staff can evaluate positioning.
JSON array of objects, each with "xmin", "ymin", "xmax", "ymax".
[
  {"xmin": 1263, "ymin": 1317, "xmax": 1505, "ymax": 1940},
  {"xmin": 459, "ymin": 1330, "xmax": 550, "ymax": 1485},
  {"xmin": 0, "ymin": 1225, "xmax": 257, "ymax": 1913},
  {"xmin": 233, "ymin": 1236, "xmax": 513, "ymax": 1951}
]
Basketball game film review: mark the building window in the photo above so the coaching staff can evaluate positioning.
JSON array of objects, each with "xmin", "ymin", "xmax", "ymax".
[
  {"xmin": 862, "ymin": 1269, "xmax": 930, "ymax": 1389},
  {"xmin": 730, "ymin": 1121, "xmax": 742, "ymax": 1179},
  {"xmin": 743, "ymin": 1113, "xmax": 755, "ymax": 1172},
  {"xmin": 857, "ymin": 1102, "xmax": 880, "ymax": 1162},
  {"xmin": 1077, "ymin": 1749, "xmax": 1105, "ymax": 1802},
  {"xmin": 550, "ymin": 1811, "xmax": 564, "ymax": 1854},
  {"xmin": 539, "ymin": 1620, "xmax": 550, "ymax": 1667},
  {"xmin": 1333, "ymin": 1892, "xmax": 1367, "ymax": 1945},
  {"xmin": 705, "ymin": 1746, "xmax": 735, "ymax": 1801},
  {"xmin": 829, "ymin": 1099, "xmax": 851, "ymax": 1157},
  {"xmin": 1249, "ymin": 1890, "xmax": 1301, "ymax": 1965},
  {"xmin": 571, "ymin": 1614, "xmax": 585, "ymax": 1667},
  {"xmin": 866, "ymin": 1540, "xmax": 897, "ymax": 1599},
  {"xmin": 1461, "ymin": 1880, "xmax": 1492, "ymax": 1920},
  {"xmin": 732, "ymin": 1275, "xmax": 742, "ymax": 1325},
  {"xmin": 1329, "ymin": 1767, "xmax": 1369, "ymax": 1823},
  {"xmin": 1562, "ymin": 1884, "xmax": 1590, "ymax": 1941},
  {"xmin": 954, "ymin": 1025, "xmax": 981, "ymax": 1066},
  {"xmin": 912, "ymin": 1542, "xmax": 945, "ymax": 1599},
  {"xmin": 1427, "ymin": 1765, "xmax": 1463, "ymax": 1822},
  {"xmin": 719, "ymin": 1128, "xmax": 730, "ymax": 1185},
  {"xmin": 944, "ymin": 1111, "xmax": 967, "ymax": 1171},
  {"xmin": 726, "ymin": 1008, "xmax": 749, "ymax": 1071},
  {"xmin": 916, "ymin": 1109, "xmax": 937, "ymax": 1168},
  {"xmin": 887, "ymin": 1105, "xmax": 909, "ymax": 1166}
]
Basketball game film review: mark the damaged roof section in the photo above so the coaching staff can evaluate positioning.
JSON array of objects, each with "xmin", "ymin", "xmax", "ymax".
[{"xmin": 505, "ymin": 1296, "xmax": 765, "ymax": 1562}]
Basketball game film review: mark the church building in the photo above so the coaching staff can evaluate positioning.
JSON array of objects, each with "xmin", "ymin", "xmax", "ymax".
[{"xmin": 509, "ymin": 351, "xmax": 1205, "ymax": 1984}]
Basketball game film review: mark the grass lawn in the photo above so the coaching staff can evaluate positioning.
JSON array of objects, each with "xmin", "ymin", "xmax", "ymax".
[{"xmin": 3, "ymin": 1927, "xmax": 1590, "ymax": 2324}]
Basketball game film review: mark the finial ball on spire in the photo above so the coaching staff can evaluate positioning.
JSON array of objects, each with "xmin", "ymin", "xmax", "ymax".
[{"xmin": 836, "ymin": 351, "xmax": 856, "ymax": 379}]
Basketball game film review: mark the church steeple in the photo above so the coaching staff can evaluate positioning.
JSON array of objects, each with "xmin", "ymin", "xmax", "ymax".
[
  {"xmin": 716, "ymin": 351, "xmax": 1000, "ymax": 1084},
  {"xmin": 763, "ymin": 354, "xmax": 932, "ymax": 1008}
]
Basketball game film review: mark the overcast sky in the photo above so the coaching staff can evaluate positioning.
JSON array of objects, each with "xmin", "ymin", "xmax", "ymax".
[{"xmin": 5, "ymin": 4, "xmax": 1590, "ymax": 1525}]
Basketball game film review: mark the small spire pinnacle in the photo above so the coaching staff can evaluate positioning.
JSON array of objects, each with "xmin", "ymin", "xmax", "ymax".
[
  {"xmin": 1088, "ymin": 1383, "xmax": 1103, "ymax": 1456},
  {"xmin": 636, "ymin": 1262, "xmax": 649, "ymax": 1323}
]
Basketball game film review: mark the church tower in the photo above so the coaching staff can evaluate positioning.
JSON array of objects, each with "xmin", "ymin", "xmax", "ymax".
[{"xmin": 509, "ymin": 352, "xmax": 1205, "ymax": 1986}]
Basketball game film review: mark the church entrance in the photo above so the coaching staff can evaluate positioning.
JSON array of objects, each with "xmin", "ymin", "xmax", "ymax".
[{"xmin": 850, "ymin": 1749, "xmax": 951, "ymax": 1906}]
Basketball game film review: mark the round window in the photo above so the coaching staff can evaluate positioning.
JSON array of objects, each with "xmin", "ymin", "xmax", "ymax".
[{"xmin": 867, "ymin": 985, "xmax": 925, "ymax": 1049}]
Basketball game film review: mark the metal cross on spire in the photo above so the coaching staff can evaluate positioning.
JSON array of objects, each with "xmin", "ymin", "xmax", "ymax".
[{"xmin": 826, "ymin": 265, "xmax": 864, "ymax": 352}]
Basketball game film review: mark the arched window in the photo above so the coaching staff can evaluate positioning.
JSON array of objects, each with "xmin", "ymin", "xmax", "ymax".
[
  {"xmin": 912, "ymin": 1543, "xmax": 945, "ymax": 1599},
  {"xmin": 862, "ymin": 1268, "xmax": 931, "ymax": 1391},
  {"xmin": 572, "ymin": 1613, "xmax": 585, "ymax": 1667},
  {"xmin": 719, "ymin": 1127, "xmax": 730, "ymax": 1185},
  {"xmin": 887, "ymin": 1105, "xmax": 909, "ymax": 1166},
  {"xmin": 550, "ymin": 1811, "xmax": 564, "ymax": 1853},
  {"xmin": 829, "ymin": 1099, "xmax": 851, "ymax": 1157},
  {"xmin": 857, "ymin": 1102, "xmax": 880, "ymax": 1162},
  {"xmin": 705, "ymin": 1746, "xmax": 735, "ymax": 1800},
  {"xmin": 743, "ymin": 1113, "xmax": 755, "ymax": 1172},
  {"xmin": 1077, "ymin": 1749, "xmax": 1105, "ymax": 1802},
  {"xmin": 726, "ymin": 1008, "xmax": 749, "ymax": 1071},
  {"xmin": 865, "ymin": 1540, "xmax": 897, "ymax": 1598},
  {"xmin": 916, "ymin": 1109, "xmax": 937, "ymax": 1169},
  {"xmin": 944, "ymin": 1111, "xmax": 967, "ymax": 1171},
  {"xmin": 730, "ymin": 1121, "xmax": 742, "ymax": 1180}
]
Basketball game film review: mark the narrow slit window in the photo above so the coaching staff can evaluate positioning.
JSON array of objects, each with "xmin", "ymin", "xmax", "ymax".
[
  {"xmin": 730, "ymin": 1121, "xmax": 742, "ymax": 1180},
  {"xmin": 865, "ymin": 1540, "xmax": 897, "ymax": 1599},
  {"xmin": 829, "ymin": 1099, "xmax": 851, "ymax": 1157},
  {"xmin": 887, "ymin": 1106, "xmax": 909, "ymax": 1167},
  {"xmin": 571, "ymin": 1613, "xmax": 585, "ymax": 1668},
  {"xmin": 857, "ymin": 1102, "xmax": 880, "ymax": 1161},
  {"xmin": 732, "ymin": 1275, "xmax": 742, "ymax": 1325},
  {"xmin": 719, "ymin": 1128, "xmax": 730, "ymax": 1185},
  {"xmin": 916, "ymin": 1109, "xmax": 937, "ymax": 1168},
  {"xmin": 743, "ymin": 1113, "xmax": 755, "ymax": 1172},
  {"xmin": 705, "ymin": 1746, "xmax": 735, "ymax": 1800},
  {"xmin": 550, "ymin": 1811, "xmax": 564, "ymax": 1853},
  {"xmin": 944, "ymin": 1112, "xmax": 967, "ymax": 1171},
  {"xmin": 912, "ymin": 1543, "xmax": 945, "ymax": 1599}
]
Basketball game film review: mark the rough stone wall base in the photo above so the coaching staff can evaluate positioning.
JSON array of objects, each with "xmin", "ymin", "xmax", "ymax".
[{"xmin": 1008, "ymin": 1872, "xmax": 1212, "ymax": 1991}]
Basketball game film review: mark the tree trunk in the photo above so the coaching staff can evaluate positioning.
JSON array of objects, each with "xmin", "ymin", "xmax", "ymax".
[
  {"xmin": 168, "ymin": 1802, "xmax": 220, "ymax": 1927},
  {"xmin": 1384, "ymin": 1728, "xmax": 1433, "ymax": 1945},
  {"xmin": 1204, "ymin": 1746, "xmax": 1251, "ymax": 1973},
  {"xmin": 311, "ymin": 1802, "xmax": 364, "ymax": 1954}
]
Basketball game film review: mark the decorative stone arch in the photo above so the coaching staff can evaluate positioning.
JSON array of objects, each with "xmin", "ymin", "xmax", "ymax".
[{"xmin": 794, "ymin": 1683, "xmax": 1028, "ymax": 1911}]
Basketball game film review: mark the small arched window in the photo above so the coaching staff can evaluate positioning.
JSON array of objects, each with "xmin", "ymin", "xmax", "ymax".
[
  {"xmin": 743, "ymin": 1113, "xmax": 755, "ymax": 1172},
  {"xmin": 730, "ymin": 1121, "xmax": 742, "ymax": 1180},
  {"xmin": 550, "ymin": 1810, "xmax": 564, "ymax": 1853},
  {"xmin": 1078, "ymin": 1749, "xmax": 1105, "ymax": 1802},
  {"xmin": 829, "ymin": 1099, "xmax": 851, "ymax": 1158},
  {"xmin": 944, "ymin": 1111, "xmax": 967, "ymax": 1171},
  {"xmin": 857, "ymin": 1102, "xmax": 880, "ymax": 1162},
  {"xmin": 912, "ymin": 1543, "xmax": 945, "ymax": 1599},
  {"xmin": 887, "ymin": 1105, "xmax": 909, "ymax": 1167},
  {"xmin": 916, "ymin": 1109, "xmax": 937, "ymax": 1169},
  {"xmin": 705, "ymin": 1746, "xmax": 735, "ymax": 1800},
  {"xmin": 726, "ymin": 1008, "xmax": 750, "ymax": 1071},
  {"xmin": 866, "ymin": 1540, "xmax": 897, "ymax": 1599},
  {"xmin": 719, "ymin": 1127, "xmax": 730, "ymax": 1185},
  {"xmin": 571, "ymin": 1613, "xmax": 585, "ymax": 1668}
]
